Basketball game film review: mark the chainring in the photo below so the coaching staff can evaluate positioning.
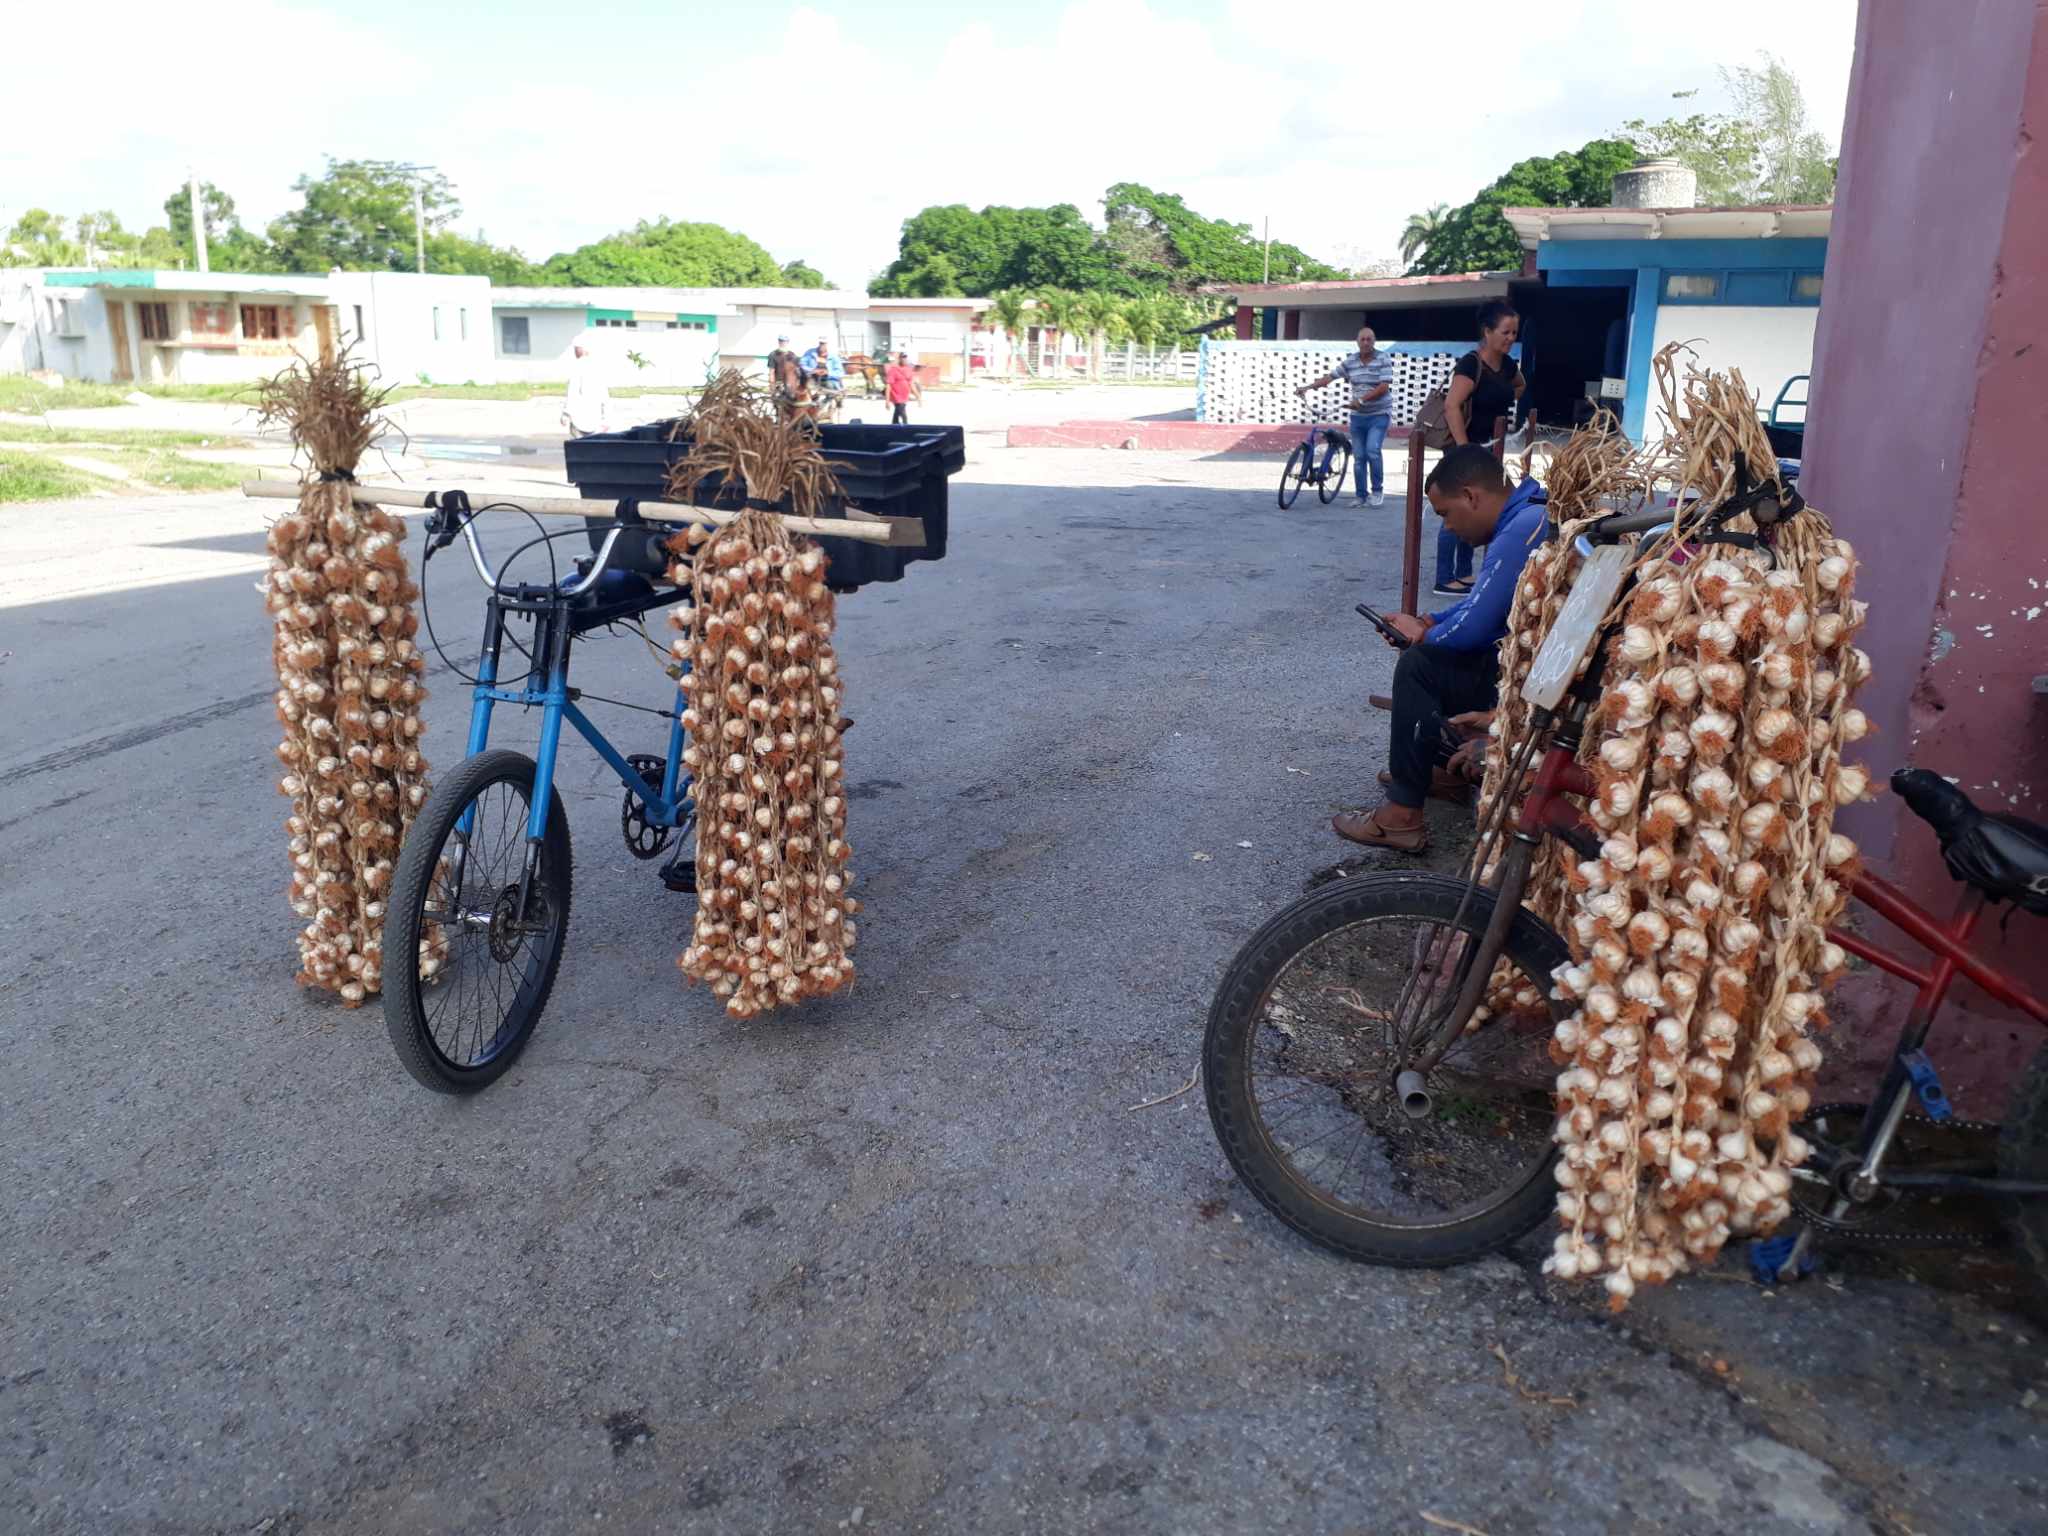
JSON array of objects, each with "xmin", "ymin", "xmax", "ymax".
[
  {"xmin": 1791, "ymin": 1101, "xmax": 2009, "ymax": 1249},
  {"xmin": 621, "ymin": 753, "xmax": 673, "ymax": 861}
]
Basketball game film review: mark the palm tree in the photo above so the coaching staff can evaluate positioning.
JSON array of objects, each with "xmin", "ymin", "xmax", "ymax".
[
  {"xmin": 1121, "ymin": 293, "xmax": 1164, "ymax": 349},
  {"xmin": 1077, "ymin": 290, "xmax": 1124, "ymax": 380},
  {"xmin": 987, "ymin": 288, "xmax": 1029, "ymax": 376},
  {"xmin": 1399, "ymin": 204, "xmax": 1449, "ymax": 268},
  {"xmin": 1036, "ymin": 289, "xmax": 1086, "ymax": 378}
]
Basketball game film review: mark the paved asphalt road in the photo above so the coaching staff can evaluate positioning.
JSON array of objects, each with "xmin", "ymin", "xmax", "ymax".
[{"xmin": 3, "ymin": 444, "xmax": 2046, "ymax": 1536}]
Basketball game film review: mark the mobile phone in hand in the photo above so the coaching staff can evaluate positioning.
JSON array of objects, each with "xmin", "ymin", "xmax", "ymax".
[{"xmin": 1355, "ymin": 602, "xmax": 1410, "ymax": 648}]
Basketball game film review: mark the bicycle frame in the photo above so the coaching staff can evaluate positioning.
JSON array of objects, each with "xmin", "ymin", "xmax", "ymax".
[
  {"xmin": 454, "ymin": 564, "xmax": 695, "ymax": 916},
  {"xmin": 1470, "ymin": 718, "xmax": 2048, "ymax": 1200}
]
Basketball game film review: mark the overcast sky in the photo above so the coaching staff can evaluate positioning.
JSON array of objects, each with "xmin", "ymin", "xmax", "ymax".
[{"xmin": 7, "ymin": 0, "xmax": 1858, "ymax": 288}]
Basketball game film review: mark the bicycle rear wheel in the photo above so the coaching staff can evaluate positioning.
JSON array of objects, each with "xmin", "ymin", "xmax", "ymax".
[
  {"xmin": 1277, "ymin": 445, "xmax": 1311, "ymax": 509},
  {"xmin": 1204, "ymin": 872, "xmax": 1568, "ymax": 1266},
  {"xmin": 383, "ymin": 749, "xmax": 573, "ymax": 1094},
  {"xmin": 1317, "ymin": 438, "xmax": 1352, "ymax": 504}
]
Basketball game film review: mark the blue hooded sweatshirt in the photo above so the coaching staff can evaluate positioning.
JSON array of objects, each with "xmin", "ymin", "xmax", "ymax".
[{"xmin": 1424, "ymin": 477, "xmax": 1550, "ymax": 652}]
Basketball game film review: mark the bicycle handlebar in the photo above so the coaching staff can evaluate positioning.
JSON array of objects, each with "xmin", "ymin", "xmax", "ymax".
[{"xmin": 427, "ymin": 497, "xmax": 640, "ymax": 599}]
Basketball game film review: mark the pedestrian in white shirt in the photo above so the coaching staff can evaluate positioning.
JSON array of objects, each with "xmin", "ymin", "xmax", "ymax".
[{"xmin": 563, "ymin": 342, "xmax": 609, "ymax": 437}]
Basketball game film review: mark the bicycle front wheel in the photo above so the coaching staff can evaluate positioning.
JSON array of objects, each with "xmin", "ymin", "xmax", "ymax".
[
  {"xmin": 1204, "ymin": 872, "xmax": 1568, "ymax": 1266},
  {"xmin": 1317, "ymin": 438, "xmax": 1352, "ymax": 504},
  {"xmin": 383, "ymin": 749, "xmax": 573, "ymax": 1094},
  {"xmin": 1278, "ymin": 445, "xmax": 1310, "ymax": 509}
]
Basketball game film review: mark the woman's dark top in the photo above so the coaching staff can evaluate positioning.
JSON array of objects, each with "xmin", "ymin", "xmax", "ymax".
[{"xmin": 1454, "ymin": 349, "xmax": 1520, "ymax": 442}]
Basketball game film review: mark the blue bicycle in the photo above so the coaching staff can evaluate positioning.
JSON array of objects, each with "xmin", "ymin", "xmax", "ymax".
[
  {"xmin": 382, "ymin": 496, "xmax": 696, "ymax": 1093},
  {"xmin": 1278, "ymin": 419, "xmax": 1351, "ymax": 509}
]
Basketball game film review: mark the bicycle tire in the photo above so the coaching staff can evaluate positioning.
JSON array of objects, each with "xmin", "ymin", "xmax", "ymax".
[
  {"xmin": 1997, "ymin": 1043, "xmax": 2048, "ymax": 1274},
  {"xmin": 1277, "ymin": 445, "xmax": 1310, "ymax": 510},
  {"xmin": 383, "ymin": 749, "xmax": 573, "ymax": 1095},
  {"xmin": 1204, "ymin": 871, "xmax": 1570, "ymax": 1266},
  {"xmin": 1317, "ymin": 438, "xmax": 1352, "ymax": 505}
]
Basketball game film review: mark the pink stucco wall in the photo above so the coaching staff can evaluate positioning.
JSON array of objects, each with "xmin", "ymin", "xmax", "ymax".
[{"xmin": 1802, "ymin": 1, "xmax": 2048, "ymax": 1106}]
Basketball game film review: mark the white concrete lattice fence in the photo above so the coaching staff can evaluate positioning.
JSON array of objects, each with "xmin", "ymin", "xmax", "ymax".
[{"xmin": 1195, "ymin": 340, "xmax": 1464, "ymax": 426}]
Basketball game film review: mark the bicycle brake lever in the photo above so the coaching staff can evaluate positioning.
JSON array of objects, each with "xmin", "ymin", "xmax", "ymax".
[{"xmin": 424, "ymin": 489, "xmax": 471, "ymax": 556}]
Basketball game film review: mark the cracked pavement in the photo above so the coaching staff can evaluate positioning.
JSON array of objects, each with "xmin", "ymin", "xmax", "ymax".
[{"xmin": 2, "ymin": 442, "xmax": 2045, "ymax": 1535}]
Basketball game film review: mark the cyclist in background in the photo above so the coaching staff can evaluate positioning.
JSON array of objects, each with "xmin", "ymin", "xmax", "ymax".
[{"xmin": 766, "ymin": 334, "xmax": 806, "ymax": 422}]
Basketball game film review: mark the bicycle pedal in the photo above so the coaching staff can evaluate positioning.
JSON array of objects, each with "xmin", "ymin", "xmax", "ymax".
[
  {"xmin": 1748, "ymin": 1233, "xmax": 1818, "ymax": 1285},
  {"xmin": 1900, "ymin": 1049, "xmax": 1954, "ymax": 1123},
  {"xmin": 658, "ymin": 855, "xmax": 697, "ymax": 895}
]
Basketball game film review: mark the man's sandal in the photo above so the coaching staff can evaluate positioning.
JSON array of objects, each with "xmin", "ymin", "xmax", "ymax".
[
  {"xmin": 1332, "ymin": 808, "xmax": 1428, "ymax": 853},
  {"xmin": 1367, "ymin": 693, "xmax": 1394, "ymax": 712}
]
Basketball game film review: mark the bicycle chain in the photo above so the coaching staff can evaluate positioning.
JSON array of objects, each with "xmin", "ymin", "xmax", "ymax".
[{"xmin": 1791, "ymin": 1101, "xmax": 2008, "ymax": 1248}]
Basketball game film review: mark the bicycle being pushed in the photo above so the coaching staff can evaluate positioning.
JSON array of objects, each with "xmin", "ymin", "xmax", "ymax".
[
  {"xmin": 1277, "ymin": 418, "xmax": 1351, "ymax": 510},
  {"xmin": 1205, "ymin": 493, "xmax": 2048, "ymax": 1278}
]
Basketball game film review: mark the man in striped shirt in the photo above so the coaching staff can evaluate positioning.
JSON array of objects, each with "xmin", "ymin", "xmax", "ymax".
[{"xmin": 1298, "ymin": 327, "xmax": 1394, "ymax": 506}]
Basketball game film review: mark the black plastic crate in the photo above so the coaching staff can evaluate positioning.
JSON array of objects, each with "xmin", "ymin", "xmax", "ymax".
[{"xmin": 565, "ymin": 420, "xmax": 959, "ymax": 592}]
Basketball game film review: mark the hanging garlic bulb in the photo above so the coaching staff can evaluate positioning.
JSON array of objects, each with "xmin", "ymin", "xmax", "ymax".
[
  {"xmin": 669, "ymin": 508, "xmax": 857, "ymax": 1019},
  {"xmin": 1524, "ymin": 360, "xmax": 1874, "ymax": 1305},
  {"xmin": 261, "ymin": 360, "xmax": 440, "ymax": 1005}
]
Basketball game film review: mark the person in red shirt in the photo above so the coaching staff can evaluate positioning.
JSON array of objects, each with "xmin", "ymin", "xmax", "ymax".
[{"xmin": 884, "ymin": 349, "xmax": 922, "ymax": 425}]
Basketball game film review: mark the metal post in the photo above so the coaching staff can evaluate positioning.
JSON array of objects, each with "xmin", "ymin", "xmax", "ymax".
[
  {"xmin": 189, "ymin": 169, "xmax": 209, "ymax": 273},
  {"xmin": 414, "ymin": 185, "xmax": 426, "ymax": 275},
  {"xmin": 1262, "ymin": 217, "xmax": 1271, "ymax": 285},
  {"xmin": 1401, "ymin": 426, "xmax": 1425, "ymax": 615}
]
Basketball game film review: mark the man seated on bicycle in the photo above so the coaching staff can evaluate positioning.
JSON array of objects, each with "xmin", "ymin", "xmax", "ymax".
[
  {"xmin": 1334, "ymin": 444, "xmax": 1547, "ymax": 853},
  {"xmin": 802, "ymin": 335, "xmax": 845, "ymax": 396}
]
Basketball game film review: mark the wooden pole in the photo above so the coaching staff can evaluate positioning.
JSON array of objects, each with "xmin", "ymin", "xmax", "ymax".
[
  {"xmin": 1401, "ymin": 426, "xmax": 1425, "ymax": 615},
  {"xmin": 239, "ymin": 479, "xmax": 913, "ymax": 546}
]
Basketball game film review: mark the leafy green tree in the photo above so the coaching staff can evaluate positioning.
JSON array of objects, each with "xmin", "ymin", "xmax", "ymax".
[
  {"xmin": 165, "ymin": 181, "xmax": 277, "ymax": 270},
  {"xmin": 873, "ymin": 202, "xmax": 1113, "ymax": 295},
  {"xmin": 1100, "ymin": 183, "xmax": 1344, "ymax": 290},
  {"xmin": 1410, "ymin": 139, "xmax": 1638, "ymax": 275},
  {"xmin": 1399, "ymin": 204, "xmax": 1449, "ymax": 267},
  {"xmin": 1624, "ymin": 57, "xmax": 1835, "ymax": 206},
  {"xmin": 540, "ymin": 218, "xmax": 784, "ymax": 287},
  {"xmin": 267, "ymin": 159, "xmax": 459, "ymax": 272},
  {"xmin": 6, "ymin": 209, "xmax": 83, "ymax": 265},
  {"xmin": 426, "ymin": 231, "xmax": 543, "ymax": 285},
  {"xmin": 778, "ymin": 259, "xmax": 830, "ymax": 289},
  {"xmin": 892, "ymin": 249, "xmax": 966, "ymax": 297},
  {"xmin": 1622, "ymin": 100, "xmax": 1760, "ymax": 205},
  {"xmin": 1726, "ymin": 54, "xmax": 1836, "ymax": 202}
]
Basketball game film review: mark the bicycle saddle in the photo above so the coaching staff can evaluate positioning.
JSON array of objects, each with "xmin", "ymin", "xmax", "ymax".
[{"xmin": 1892, "ymin": 768, "xmax": 2048, "ymax": 915}]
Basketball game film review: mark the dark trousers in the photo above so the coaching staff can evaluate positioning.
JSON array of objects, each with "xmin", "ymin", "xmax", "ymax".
[
  {"xmin": 1386, "ymin": 641, "xmax": 1499, "ymax": 808},
  {"xmin": 1435, "ymin": 525, "xmax": 1474, "ymax": 586},
  {"xmin": 890, "ymin": 402, "xmax": 909, "ymax": 424}
]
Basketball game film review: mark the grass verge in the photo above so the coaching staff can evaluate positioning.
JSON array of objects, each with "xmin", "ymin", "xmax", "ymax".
[{"xmin": 0, "ymin": 453, "xmax": 96, "ymax": 502}]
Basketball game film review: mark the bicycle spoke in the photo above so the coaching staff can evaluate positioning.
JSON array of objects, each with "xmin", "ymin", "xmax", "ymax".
[{"xmin": 1241, "ymin": 906, "xmax": 1556, "ymax": 1227}]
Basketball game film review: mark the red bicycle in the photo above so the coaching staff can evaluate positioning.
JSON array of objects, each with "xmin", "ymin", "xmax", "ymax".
[{"xmin": 1204, "ymin": 500, "xmax": 2048, "ymax": 1276}]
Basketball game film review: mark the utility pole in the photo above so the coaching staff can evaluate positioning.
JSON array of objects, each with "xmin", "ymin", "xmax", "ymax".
[
  {"xmin": 190, "ymin": 168, "xmax": 209, "ymax": 273},
  {"xmin": 1262, "ymin": 216, "xmax": 1271, "ymax": 285},
  {"xmin": 414, "ymin": 185, "xmax": 426, "ymax": 275}
]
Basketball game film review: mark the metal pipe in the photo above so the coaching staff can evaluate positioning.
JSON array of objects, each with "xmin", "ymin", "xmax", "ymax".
[{"xmin": 1394, "ymin": 1070, "xmax": 1432, "ymax": 1120}]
